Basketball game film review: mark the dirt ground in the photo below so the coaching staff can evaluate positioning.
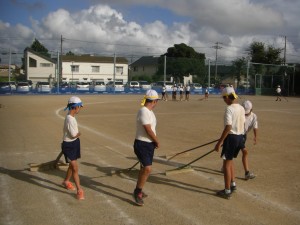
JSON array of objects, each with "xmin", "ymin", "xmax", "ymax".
[{"xmin": 0, "ymin": 93, "xmax": 299, "ymax": 225}]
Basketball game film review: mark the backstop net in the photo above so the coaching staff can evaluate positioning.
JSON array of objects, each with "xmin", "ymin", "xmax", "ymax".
[{"xmin": 248, "ymin": 62, "xmax": 295, "ymax": 96}]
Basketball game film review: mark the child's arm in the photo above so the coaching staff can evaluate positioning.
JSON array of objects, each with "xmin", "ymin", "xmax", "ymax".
[
  {"xmin": 253, "ymin": 128, "xmax": 258, "ymax": 145},
  {"xmin": 71, "ymin": 132, "xmax": 81, "ymax": 139},
  {"xmin": 214, "ymin": 125, "xmax": 231, "ymax": 152}
]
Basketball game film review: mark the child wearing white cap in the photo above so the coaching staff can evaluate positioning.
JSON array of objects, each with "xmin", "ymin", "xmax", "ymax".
[
  {"xmin": 61, "ymin": 96, "xmax": 84, "ymax": 200},
  {"xmin": 214, "ymin": 87, "xmax": 245, "ymax": 199},
  {"xmin": 133, "ymin": 89, "xmax": 160, "ymax": 206},
  {"xmin": 241, "ymin": 100, "xmax": 258, "ymax": 180},
  {"xmin": 275, "ymin": 85, "xmax": 282, "ymax": 101}
]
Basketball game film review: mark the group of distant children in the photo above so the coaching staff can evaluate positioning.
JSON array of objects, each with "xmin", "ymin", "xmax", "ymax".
[
  {"xmin": 161, "ymin": 84, "xmax": 210, "ymax": 102},
  {"xmin": 60, "ymin": 86, "xmax": 258, "ymax": 203}
]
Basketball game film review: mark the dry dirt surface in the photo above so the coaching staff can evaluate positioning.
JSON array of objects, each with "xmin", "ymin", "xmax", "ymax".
[{"xmin": 0, "ymin": 94, "xmax": 299, "ymax": 225}]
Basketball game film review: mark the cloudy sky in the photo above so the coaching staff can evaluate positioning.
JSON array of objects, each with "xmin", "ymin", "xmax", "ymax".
[{"xmin": 0, "ymin": 0, "xmax": 300, "ymax": 65}]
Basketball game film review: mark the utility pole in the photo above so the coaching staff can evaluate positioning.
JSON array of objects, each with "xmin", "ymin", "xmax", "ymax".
[
  {"xmin": 164, "ymin": 55, "xmax": 166, "ymax": 84},
  {"xmin": 212, "ymin": 42, "xmax": 222, "ymax": 83},
  {"xmin": 283, "ymin": 36, "xmax": 287, "ymax": 65},
  {"xmin": 8, "ymin": 48, "xmax": 11, "ymax": 83},
  {"xmin": 113, "ymin": 53, "xmax": 116, "ymax": 94},
  {"xmin": 60, "ymin": 35, "xmax": 63, "ymax": 83},
  {"xmin": 208, "ymin": 58, "xmax": 211, "ymax": 89}
]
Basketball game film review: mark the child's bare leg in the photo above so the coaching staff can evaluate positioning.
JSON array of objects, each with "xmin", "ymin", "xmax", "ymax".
[
  {"xmin": 136, "ymin": 166, "xmax": 152, "ymax": 190},
  {"xmin": 69, "ymin": 160, "xmax": 82, "ymax": 191},
  {"xmin": 223, "ymin": 160, "xmax": 232, "ymax": 190},
  {"xmin": 242, "ymin": 148, "xmax": 249, "ymax": 172},
  {"xmin": 64, "ymin": 164, "xmax": 73, "ymax": 184}
]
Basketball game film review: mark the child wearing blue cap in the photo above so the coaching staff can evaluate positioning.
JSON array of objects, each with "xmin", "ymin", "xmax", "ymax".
[{"xmin": 61, "ymin": 96, "xmax": 84, "ymax": 200}]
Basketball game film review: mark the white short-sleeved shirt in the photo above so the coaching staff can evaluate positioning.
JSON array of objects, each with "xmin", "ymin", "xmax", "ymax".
[
  {"xmin": 276, "ymin": 87, "xmax": 281, "ymax": 94},
  {"xmin": 63, "ymin": 115, "xmax": 79, "ymax": 142},
  {"xmin": 135, "ymin": 107, "xmax": 156, "ymax": 142},
  {"xmin": 244, "ymin": 112, "xmax": 258, "ymax": 134},
  {"xmin": 224, "ymin": 104, "xmax": 245, "ymax": 135}
]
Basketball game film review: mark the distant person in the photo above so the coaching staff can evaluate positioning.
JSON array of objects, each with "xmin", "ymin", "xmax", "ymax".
[
  {"xmin": 179, "ymin": 85, "xmax": 184, "ymax": 101},
  {"xmin": 185, "ymin": 84, "xmax": 191, "ymax": 101},
  {"xmin": 204, "ymin": 88, "xmax": 209, "ymax": 100},
  {"xmin": 275, "ymin": 85, "xmax": 282, "ymax": 101},
  {"xmin": 61, "ymin": 96, "xmax": 84, "ymax": 200},
  {"xmin": 214, "ymin": 87, "xmax": 245, "ymax": 199},
  {"xmin": 133, "ymin": 90, "xmax": 160, "ymax": 206},
  {"xmin": 172, "ymin": 85, "xmax": 177, "ymax": 101},
  {"xmin": 161, "ymin": 85, "xmax": 168, "ymax": 101}
]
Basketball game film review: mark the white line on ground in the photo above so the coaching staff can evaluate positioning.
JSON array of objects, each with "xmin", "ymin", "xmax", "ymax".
[{"xmin": 0, "ymin": 175, "xmax": 24, "ymax": 225}]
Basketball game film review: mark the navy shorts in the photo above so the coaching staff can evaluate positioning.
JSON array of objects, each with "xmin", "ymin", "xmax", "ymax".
[
  {"xmin": 134, "ymin": 139, "xmax": 155, "ymax": 167},
  {"xmin": 221, "ymin": 134, "xmax": 245, "ymax": 160},
  {"xmin": 61, "ymin": 138, "xmax": 81, "ymax": 163}
]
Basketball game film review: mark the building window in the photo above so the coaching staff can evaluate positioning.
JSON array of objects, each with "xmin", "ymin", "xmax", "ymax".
[
  {"xmin": 71, "ymin": 65, "xmax": 79, "ymax": 72},
  {"xmin": 133, "ymin": 66, "xmax": 138, "ymax": 72},
  {"xmin": 116, "ymin": 66, "xmax": 123, "ymax": 74},
  {"xmin": 29, "ymin": 57, "xmax": 37, "ymax": 67},
  {"xmin": 91, "ymin": 66, "xmax": 100, "ymax": 73},
  {"xmin": 40, "ymin": 63, "xmax": 53, "ymax": 67}
]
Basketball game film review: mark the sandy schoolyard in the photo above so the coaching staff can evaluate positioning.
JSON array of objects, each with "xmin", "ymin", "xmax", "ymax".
[{"xmin": 0, "ymin": 93, "xmax": 299, "ymax": 225}]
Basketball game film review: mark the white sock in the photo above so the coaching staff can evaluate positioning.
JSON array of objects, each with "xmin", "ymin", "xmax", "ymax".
[
  {"xmin": 225, "ymin": 189, "xmax": 231, "ymax": 194},
  {"xmin": 231, "ymin": 181, "xmax": 236, "ymax": 187}
]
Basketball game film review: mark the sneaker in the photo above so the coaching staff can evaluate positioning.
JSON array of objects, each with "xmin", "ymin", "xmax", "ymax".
[
  {"xmin": 217, "ymin": 189, "xmax": 231, "ymax": 199},
  {"xmin": 133, "ymin": 192, "xmax": 144, "ymax": 206},
  {"xmin": 77, "ymin": 190, "xmax": 85, "ymax": 200},
  {"xmin": 141, "ymin": 191, "xmax": 148, "ymax": 198},
  {"xmin": 245, "ymin": 172, "xmax": 256, "ymax": 180},
  {"xmin": 62, "ymin": 181, "xmax": 76, "ymax": 191},
  {"xmin": 231, "ymin": 185, "xmax": 237, "ymax": 192}
]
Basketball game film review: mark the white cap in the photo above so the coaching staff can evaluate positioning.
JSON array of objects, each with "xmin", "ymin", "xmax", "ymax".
[
  {"xmin": 242, "ymin": 100, "xmax": 252, "ymax": 114},
  {"xmin": 222, "ymin": 87, "xmax": 238, "ymax": 99},
  {"xmin": 145, "ymin": 89, "xmax": 159, "ymax": 100},
  {"xmin": 65, "ymin": 96, "xmax": 83, "ymax": 110},
  {"xmin": 68, "ymin": 96, "xmax": 82, "ymax": 104}
]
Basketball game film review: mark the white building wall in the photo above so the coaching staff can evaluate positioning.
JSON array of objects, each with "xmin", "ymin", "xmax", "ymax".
[
  {"xmin": 26, "ymin": 51, "xmax": 56, "ymax": 85},
  {"xmin": 62, "ymin": 62, "xmax": 128, "ymax": 84}
]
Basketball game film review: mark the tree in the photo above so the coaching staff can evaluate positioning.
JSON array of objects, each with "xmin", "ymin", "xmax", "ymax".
[
  {"xmin": 247, "ymin": 41, "xmax": 283, "ymax": 74},
  {"xmin": 232, "ymin": 57, "xmax": 247, "ymax": 86},
  {"xmin": 156, "ymin": 43, "xmax": 206, "ymax": 82},
  {"xmin": 66, "ymin": 51, "xmax": 75, "ymax": 56},
  {"xmin": 30, "ymin": 39, "xmax": 51, "ymax": 58}
]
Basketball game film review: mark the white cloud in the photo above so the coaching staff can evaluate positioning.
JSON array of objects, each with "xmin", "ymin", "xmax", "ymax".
[{"xmin": 0, "ymin": 1, "xmax": 299, "ymax": 65}]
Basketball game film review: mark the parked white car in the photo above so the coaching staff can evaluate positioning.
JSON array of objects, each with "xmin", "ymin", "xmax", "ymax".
[
  {"xmin": 190, "ymin": 83, "xmax": 202, "ymax": 92},
  {"xmin": 9, "ymin": 81, "xmax": 17, "ymax": 91},
  {"xmin": 126, "ymin": 81, "xmax": 140, "ymax": 88},
  {"xmin": 138, "ymin": 81, "xmax": 151, "ymax": 91},
  {"xmin": 36, "ymin": 81, "xmax": 51, "ymax": 93},
  {"xmin": 76, "ymin": 82, "xmax": 90, "ymax": 92},
  {"xmin": 106, "ymin": 81, "xmax": 124, "ymax": 92},
  {"xmin": 17, "ymin": 82, "xmax": 30, "ymax": 93},
  {"xmin": 91, "ymin": 81, "xmax": 106, "ymax": 92}
]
